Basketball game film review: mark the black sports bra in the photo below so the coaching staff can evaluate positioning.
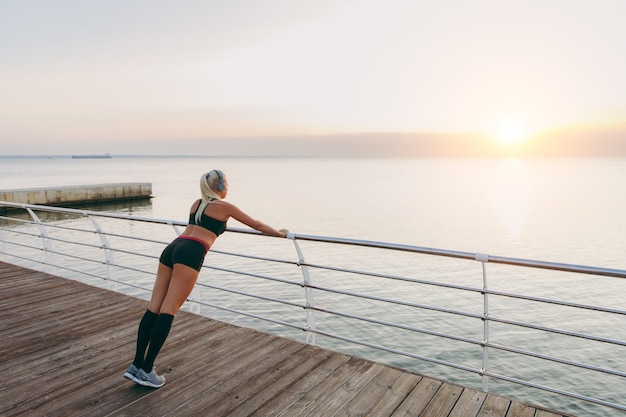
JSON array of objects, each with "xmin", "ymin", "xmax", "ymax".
[{"xmin": 188, "ymin": 200, "xmax": 227, "ymax": 236}]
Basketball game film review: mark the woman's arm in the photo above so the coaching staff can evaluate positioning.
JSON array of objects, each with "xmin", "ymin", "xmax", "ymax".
[{"xmin": 226, "ymin": 203, "xmax": 288, "ymax": 237}]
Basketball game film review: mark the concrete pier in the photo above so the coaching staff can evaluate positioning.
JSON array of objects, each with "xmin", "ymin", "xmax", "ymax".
[{"xmin": 0, "ymin": 183, "xmax": 152, "ymax": 206}]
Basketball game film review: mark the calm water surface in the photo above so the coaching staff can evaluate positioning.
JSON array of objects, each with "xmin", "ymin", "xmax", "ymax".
[
  {"xmin": 1, "ymin": 156, "xmax": 625, "ymax": 416},
  {"xmin": 2, "ymin": 156, "xmax": 625, "ymax": 267}
]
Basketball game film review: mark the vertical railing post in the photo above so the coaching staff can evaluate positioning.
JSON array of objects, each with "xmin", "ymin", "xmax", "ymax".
[
  {"xmin": 289, "ymin": 234, "xmax": 316, "ymax": 345},
  {"xmin": 25, "ymin": 207, "xmax": 53, "ymax": 270},
  {"xmin": 476, "ymin": 252, "xmax": 490, "ymax": 392},
  {"xmin": 168, "ymin": 220, "xmax": 183, "ymax": 237},
  {"xmin": 87, "ymin": 214, "xmax": 118, "ymax": 290}
]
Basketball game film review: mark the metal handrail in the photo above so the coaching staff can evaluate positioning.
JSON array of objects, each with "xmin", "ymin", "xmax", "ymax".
[{"xmin": 1, "ymin": 201, "xmax": 625, "ymax": 416}]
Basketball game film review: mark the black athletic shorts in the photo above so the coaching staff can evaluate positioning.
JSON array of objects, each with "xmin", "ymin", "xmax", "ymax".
[{"xmin": 159, "ymin": 236, "xmax": 208, "ymax": 272}]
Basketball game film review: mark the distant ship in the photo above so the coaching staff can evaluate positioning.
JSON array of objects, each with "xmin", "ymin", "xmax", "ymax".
[{"xmin": 71, "ymin": 154, "xmax": 112, "ymax": 159}]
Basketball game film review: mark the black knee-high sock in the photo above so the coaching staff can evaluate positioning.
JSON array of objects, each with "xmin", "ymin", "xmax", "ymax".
[
  {"xmin": 132, "ymin": 309, "xmax": 159, "ymax": 368},
  {"xmin": 141, "ymin": 313, "xmax": 175, "ymax": 372}
]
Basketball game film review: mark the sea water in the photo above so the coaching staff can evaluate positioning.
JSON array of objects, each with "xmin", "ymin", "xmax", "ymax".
[
  {"xmin": 1, "ymin": 155, "xmax": 625, "ymax": 416},
  {"xmin": 2, "ymin": 156, "xmax": 624, "ymax": 267}
]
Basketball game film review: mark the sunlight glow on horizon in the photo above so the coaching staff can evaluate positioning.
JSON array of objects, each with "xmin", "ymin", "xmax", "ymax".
[{"xmin": 492, "ymin": 119, "xmax": 533, "ymax": 146}]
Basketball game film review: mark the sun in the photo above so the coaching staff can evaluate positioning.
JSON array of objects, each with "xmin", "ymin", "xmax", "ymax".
[{"xmin": 493, "ymin": 119, "xmax": 529, "ymax": 145}]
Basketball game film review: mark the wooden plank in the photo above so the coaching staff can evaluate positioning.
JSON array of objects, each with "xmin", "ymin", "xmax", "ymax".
[
  {"xmin": 177, "ymin": 337, "xmax": 310, "ymax": 416},
  {"xmin": 250, "ymin": 352, "xmax": 353, "ymax": 416},
  {"xmin": 0, "ymin": 296, "xmax": 138, "ymax": 358},
  {"xmin": 449, "ymin": 388, "xmax": 488, "ymax": 417},
  {"xmin": 304, "ymin": 362, "xmax": 386, "ymax": 416},
  {"xmin": 506, "ymin": 400, "xmax": 537, "ymax": 417},
  {"xmin": 225, "ymin": 345, "xmax": 334, "ymax": 417},
  {"xmin": 1, "ymin": 311, "xmax": 154, "ymax": 414},
  {"xmin": 199, "ymin": 342, "xmax": 318, "ymax": 416},
  {"xmin": 63, "ymin": 321, "xmax": 247, "ymax": 417},
  {"xmin": 365, "ymin": 372, "xmax": 422, "ymax": 416},
  {"xmin": 0, "ymin": 261, "xmax": 580, "ymax": 417},
  {"xmin": 164, "ymin": 335, "xmax": 299, "ymax": 416},
  {"xmin": 0, "ymin": 304, "xmax": 140, "ymax": 385},
  {"xmin": 391, "ymin": 376, "xmax": 443, "ymax": 417},
  {"xmin": 107, "ymin": 331, "xmax": 274, "ymax": 416},
  {"xmin": 263, "ymin": 356, "xmax": 375, "ymax": 416},
  {"xmin": 478, "ymin": 393, "xmax": 511, "ymax": 417},
  {"xmin": 420, "ymin": 383, "xmax": 465, "ymax": 417},
  {"xmin": 39, "ymin": 319, "xmax": 230, "ymax": 416},
  {"xmin": 334, "ymin": 366, "xmax": 406, "ymax": 417}
]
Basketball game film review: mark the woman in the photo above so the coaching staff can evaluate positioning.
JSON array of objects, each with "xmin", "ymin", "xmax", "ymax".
[{"xmin": 124, "ymin": 169, "xmax": 289, "ymax": 388}]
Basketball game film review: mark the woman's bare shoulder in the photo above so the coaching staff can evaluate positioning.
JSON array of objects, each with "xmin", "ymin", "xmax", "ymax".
[{"xmin": 189, "ymin": 199, "xmax": 201, "ymax": 212}]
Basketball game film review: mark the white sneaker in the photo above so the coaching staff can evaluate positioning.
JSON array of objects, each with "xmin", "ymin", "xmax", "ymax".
[
  {"xmin": 135, "ymin": 368, "xmax": 166, "ymax": 388},
  {"xmin": 123, "ymin": 364, "xmax": 139, "ymax": 381}
]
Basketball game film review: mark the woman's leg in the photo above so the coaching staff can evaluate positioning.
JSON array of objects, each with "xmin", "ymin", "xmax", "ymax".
[
  {"xmin": 141, "ymin": 263, "xmax": 200, "ymax": 372},
  {"xmin": 159, "ymin": 263, "xmax": 200, "ymax": 316},
  {"xmin": 129, "ymin": 262, "xmax": 172, "ymax": 370},
  {"xmin": 132, "ymin": 309, "xmax": 158, "ymax": 368},
  {"xmin": 147, "ymin": 262, "xmax": 175, "ymax": 314}
]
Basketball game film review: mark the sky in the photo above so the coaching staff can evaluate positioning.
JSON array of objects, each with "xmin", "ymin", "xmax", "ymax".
[{"xmin": 1, "ymin": 0, "xmax": 625, "ymax": 156}]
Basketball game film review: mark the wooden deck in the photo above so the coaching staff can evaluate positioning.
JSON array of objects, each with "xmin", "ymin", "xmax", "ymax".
[{"xmin": 0, "ymin": 261, "xmax": 576, "ymax": 417}]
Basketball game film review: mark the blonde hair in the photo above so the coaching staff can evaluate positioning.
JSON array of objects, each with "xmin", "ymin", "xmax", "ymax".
[{"xmin": 195, "ymin": 170, "xmax": 224, "ymax": 224}]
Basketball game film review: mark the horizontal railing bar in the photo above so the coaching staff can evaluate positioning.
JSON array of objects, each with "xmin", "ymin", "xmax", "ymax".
[
  {"xmin": 0, "ymin": 250, "xmax": 151, "ymax": 294},
  {"xmin": 105, "ymin": 262, "xmax": 155, "ymax": 277},
  {"xmin": 0, "ymin": 216, "xmax": 31, "ymax": 226},
  {"xmin": 304, "ymin": 261, "xmax": 626, "ymax": 317},
  {"xmin": 0, "ymin": 201, "xmax": 188, "ymax": 225},
  {"xmin": 48, "ymin": 264, "xmax": 154, "ymax": 294},
  {"xmin": 196, "ymin": 282, "xmax": 306, "ymax": 310},
  {"xmin": 34, "ymin": 234, "xmax": 107, "ymax": 251},
  {"xmin": 307, "ymin": 304, "xmax": 625, "ymax": 378},
  {"xmin": 487, "ymin": 288, "xmax": 626, "ymax": 316},
  {"xmin": 488, "ymin": 342, "xmax": 626, "ymax": 378},
  {"xmin": 0, "ymin": 239, "xmax": 44, "ymax": 253},
  {"xmin": 32, "ymin": 220, "xmax": 295, "ymax": 268},
  {"xmin": 301, "ymin": 261, "xmax": 483, "ymax": 294},
  {"xmin": 201, "ymin": 265, "xmax": 304, "ymax": 288},
  {"xmin": 0, "ymin": 250, "xmax": 44, "ymax": 265},
  {"xmin": 188, "ymin": 298, "xmax": 306, "ymax": 332},
  {"xmin": 3, "ymin": 237, "xmax": 624, "ymax": 349},
  {"xmin": 308, "ymin": 305, "xmax": 481, "ymax": 346},
  {"xmin": 310, "ymin": 325, "xmax": 626, "ymax": 413},
  {"xmin": 19, "ymin": 244, "xmax": 113, "ymax": 268},
  {"xmin": 1, "ymin": 238, "xmax": 155, "ymax": 277},
  {"xmin": 208, "ymin": 248, "xmax": 297, "ymax": 267},
  {"xmin": 0, "ymin": 227, "xmax": 42, "ymax": 239},
  {"xmin": 298, "ymin": 271, "xmax": 626, "ymax": 350},
  {"xmin": 3, "ymin": 201, "xmax": 625, "ymax": 415},
  {"xmin": 17, "ymin": 216, "xmax": 626, "ymax": 315},
  {"xmin": 306, "ymin": 283, "xmax": 483, "ymax": 320},
  {"xmin": 309, "ymin": 328, "xmax": 481, "ymax": 375},
  {"xmin": 4, "ymin": 202, "xmax": 626, "ymax": 278},
  {"xmin": 487, "ymin": 316, "xmax": 626, "ymax": 347},
  {"xmin": 292, "ymin": 233, "xmax": 626, "ymax": 279},
  {"xmin": 97, "ymin": 231, "xmax": 169, "ymax": 246},
  {"xmin": 101, "ymin": 247, "xmax": 159, "ymax": 261},
  {"xmin": 20, "ymin": 221, "xmax": 102, "ymax": 235},
  {"xmin": 487, "ymin": 254, "xmax": 626, "ymax": 280},
  {"xmin": 21, "ymin": 219, "xmax": 173, "ymax": 247},
  {"xmin": 0, "ymin": 226, "xmax": 115, "ymax": 251},
  {"xmin": 1, "ymin": 230, "xmax": 163, "ymax": 273},
  {"xmin": 4, "ymin": 236, "xmax": 624, "ymax": 349}
]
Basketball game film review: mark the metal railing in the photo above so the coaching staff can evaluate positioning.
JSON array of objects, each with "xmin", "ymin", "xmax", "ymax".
[{"xmin": 1, "ymin": 201, "xmax": 625, "ymax": 417}]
